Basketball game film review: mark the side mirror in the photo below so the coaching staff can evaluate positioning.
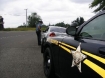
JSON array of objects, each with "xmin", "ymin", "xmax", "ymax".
[{"xmin": 66, "ymin": 26, "xmax": 76, "ymax": 36}]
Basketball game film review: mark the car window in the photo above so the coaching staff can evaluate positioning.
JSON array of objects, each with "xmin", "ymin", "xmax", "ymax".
[
  {"xmin": 79, "ymin": 14, "xmax": 105, "ymax": 40},
  {"xmin": 50, "ymin": 27, "xmax": 66, "ymax": 33}
]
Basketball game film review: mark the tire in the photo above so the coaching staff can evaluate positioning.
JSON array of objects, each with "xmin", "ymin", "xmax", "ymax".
[{"xmin": 43, "ymin": 48, "xmax": 55, "ymax": 78}]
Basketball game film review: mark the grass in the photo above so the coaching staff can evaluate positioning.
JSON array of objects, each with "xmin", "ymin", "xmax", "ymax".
[
  {"xmin": 3, "ymin": 28, "xmax": 35, "ymax": 31},
  {"xmin": 3, "ymin": 27, "xmax": 47, "ymax": 31}
]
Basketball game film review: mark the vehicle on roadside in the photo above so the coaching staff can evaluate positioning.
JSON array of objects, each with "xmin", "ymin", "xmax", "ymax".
[
  {"xmin": 41, "ymin": 11, "xmax": 105, "ymax": 78},
  {"xmin": 42, "ymin": 26, "xmax": 66, "ymax": 38},
  {"xmin": 41, "ymin": 26, "xmax": 67, "ymax": 45}
]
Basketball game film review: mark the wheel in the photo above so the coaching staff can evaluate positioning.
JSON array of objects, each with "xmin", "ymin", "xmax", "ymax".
[{"xmin": 43, "ymin": 48, "xmax": 55, "ymax": 78}]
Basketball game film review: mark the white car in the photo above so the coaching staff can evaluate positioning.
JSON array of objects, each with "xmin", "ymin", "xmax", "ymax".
[{"xmin": 41, "ymin": 26, "xmax": 67, "ymax": 43}]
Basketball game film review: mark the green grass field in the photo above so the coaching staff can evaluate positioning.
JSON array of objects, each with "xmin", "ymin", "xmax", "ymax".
[{"xmin": 3, "ymin": 27, "xmax": 47, "ymax": 31}]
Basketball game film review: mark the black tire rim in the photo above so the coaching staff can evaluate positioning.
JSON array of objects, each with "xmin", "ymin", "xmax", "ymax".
[{"xmin": 44, "ymin": 49, "xmax": 51, "ymax": 76}]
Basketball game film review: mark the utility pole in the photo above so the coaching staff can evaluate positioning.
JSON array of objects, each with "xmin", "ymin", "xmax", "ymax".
[{"xmin": 24, "ymin": 9, "xmax": 27, "ymax": 28}]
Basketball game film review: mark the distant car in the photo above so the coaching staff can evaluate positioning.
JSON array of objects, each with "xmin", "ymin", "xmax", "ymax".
[
  {"xmin": 41, "ymin": 11, "xmax": 105, "ymax": 78},
  {"xmin": 41, "ymin": 26, "xmax": 67, "ymax": 53},
  {"xmin": 42, "ymin": 26, "xmax": 66, "ymax": 37},
  {"xmin": 41, "ymin": 26, "xmax": 67, "ymax": 42}
]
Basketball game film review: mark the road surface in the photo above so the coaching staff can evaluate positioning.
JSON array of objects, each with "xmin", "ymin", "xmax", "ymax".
[{"xmin": 0, "ymin": 31, "xmax": 46, "ymax": 78}]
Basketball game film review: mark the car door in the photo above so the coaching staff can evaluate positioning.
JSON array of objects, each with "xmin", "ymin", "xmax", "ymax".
[{"xmin": 58, "ymin": 13, "xmax": 105, "ymax": 78}]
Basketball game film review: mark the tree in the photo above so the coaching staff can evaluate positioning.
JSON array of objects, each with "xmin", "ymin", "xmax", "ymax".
[
  {"xmin": 54, "ymin": 22, "xmax": 70, "ymax": 27},
  {"xmin": 90, "ymin": 0, "xmax": 105, "ymax": 12},
  {"xmin": 55, "ymin": 22, "xmax": 65, "ymax": 27},
  {"xmin": 71, "ymin": 17, "xmax": 85, "ymax": 27},
  {"xmin": 18, "ymin": 23, "xmax": 26, "ymax": 28},
  {"xmin": 27, "ymin": 12, "xmax": 41, "ymax": 27}
]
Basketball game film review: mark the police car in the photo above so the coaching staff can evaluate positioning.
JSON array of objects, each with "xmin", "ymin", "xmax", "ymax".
[{"xmin": 41, "ymin": 11, "xmax": 105, "ymax": 78}]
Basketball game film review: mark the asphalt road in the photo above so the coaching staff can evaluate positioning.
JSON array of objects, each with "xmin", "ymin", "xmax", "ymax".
[{"xmin": 0, "ymin": 31, "xmax": 46, "ymax": 78}]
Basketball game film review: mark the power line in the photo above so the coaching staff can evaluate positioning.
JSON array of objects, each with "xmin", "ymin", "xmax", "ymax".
[{"xmin": 1, "ymin": 14, "xmax": 26, "ymax": 16}]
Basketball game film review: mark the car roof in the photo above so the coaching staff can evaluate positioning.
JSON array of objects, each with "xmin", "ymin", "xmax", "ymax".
[{"xmin": 48, "ymin": 26, "xmax": 66, "ymax": 29}]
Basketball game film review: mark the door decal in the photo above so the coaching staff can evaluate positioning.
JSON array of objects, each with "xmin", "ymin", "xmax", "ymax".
[{"xmin": 71, "ymin": 43, "xmax": 87, "ymax": 73}]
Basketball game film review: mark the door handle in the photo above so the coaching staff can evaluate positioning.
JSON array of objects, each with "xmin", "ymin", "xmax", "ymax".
[{"xmin": 99, "ymin": 48, "xmax": 105, "ymax": 55}]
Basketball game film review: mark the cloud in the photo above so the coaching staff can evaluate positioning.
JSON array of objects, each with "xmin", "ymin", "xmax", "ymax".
[
  {"xmin": 70, "ymin": 0, "xmax": 93, "ymax": 3},
  {"xmin": 0, "ymin": 0, "xmax": 95, "ymax": 28}
]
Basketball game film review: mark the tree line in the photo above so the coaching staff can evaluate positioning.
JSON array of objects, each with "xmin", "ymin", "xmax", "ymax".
[
  {"xmin": 18, "ymin": 12, "xmax": 85, "ymax": 28},
  {"xmin": 18, "ymin": 0, "xmax": 105, "ymax": 28}
]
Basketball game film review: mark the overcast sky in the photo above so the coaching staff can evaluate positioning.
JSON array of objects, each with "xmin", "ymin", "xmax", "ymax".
[{"xmin": 0, "ymin": 0, "xmax": 94, "ymax": 28}]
